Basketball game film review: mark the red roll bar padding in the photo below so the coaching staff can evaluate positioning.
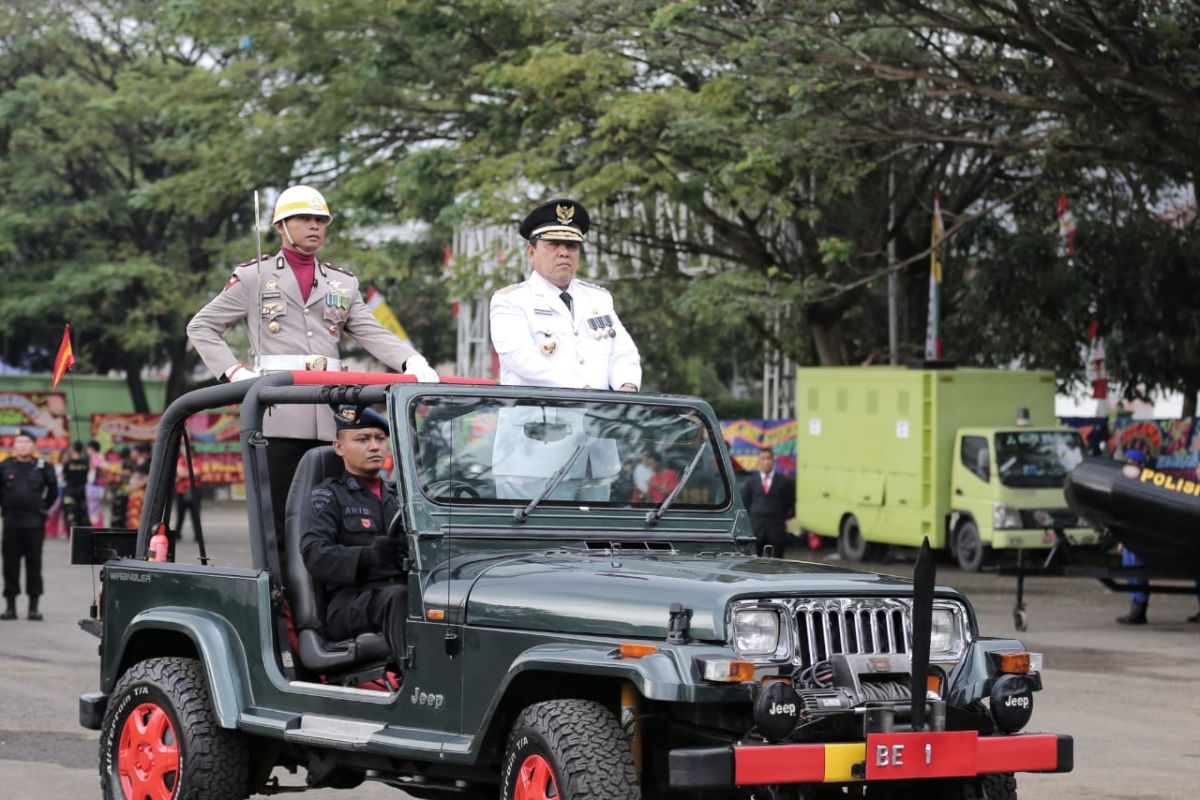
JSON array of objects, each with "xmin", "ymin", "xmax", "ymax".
[{"xmin": 288, "ymin": 371, "xmax": 495, "ymax": 386}]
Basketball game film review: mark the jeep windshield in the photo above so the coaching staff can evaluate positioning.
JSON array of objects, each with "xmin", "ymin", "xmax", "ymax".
[
  {"xmin": 995, "ymin": 429, "xmax": 1085, "ymax": 488},
  {"xmin": 409, "ymin": 394, "xmax": 731, "ymax": 511}
]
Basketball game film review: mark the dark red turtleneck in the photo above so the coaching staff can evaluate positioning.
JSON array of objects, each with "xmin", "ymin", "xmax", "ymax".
[{"xmin": 282, "ymin": 247, "xmax": 316, "ymax": 302}]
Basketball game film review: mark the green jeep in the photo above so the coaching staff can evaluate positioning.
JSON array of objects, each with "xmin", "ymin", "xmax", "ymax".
[{"xmin": 76, "ymin": 373, "xmax": 1072, "ymax": 799}]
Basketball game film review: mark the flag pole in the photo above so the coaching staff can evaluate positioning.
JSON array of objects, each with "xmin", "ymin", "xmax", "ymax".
[{"xmin": 62, "ymin": 322, "xmax": 82, "ymax": 447}]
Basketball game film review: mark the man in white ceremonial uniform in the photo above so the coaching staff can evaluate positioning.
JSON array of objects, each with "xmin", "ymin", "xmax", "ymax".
[
  {"xmin": 489, "ymin": 199, "xmax": 642, "ymax": 501},
  {"xmin": 187, "ymin": 185, "xmax": 439, "ymax": 537}
]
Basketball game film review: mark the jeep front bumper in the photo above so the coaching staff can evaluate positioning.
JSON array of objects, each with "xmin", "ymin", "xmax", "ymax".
[{"xmin": 669, "ymin": 731, "xmax": 1073, "ymax": 789}]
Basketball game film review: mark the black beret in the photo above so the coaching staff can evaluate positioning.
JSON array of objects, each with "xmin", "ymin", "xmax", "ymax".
[
  {"xmin": 15, "ymin": 428, "xmax": 36, "ymax": 441},
  {"xmin": 333, "ymin": 405, "xmax": 389, "ymax": 433},
  {"xmin": 519, "ymin": 198, "xmax": 589, "ymax": 242}
]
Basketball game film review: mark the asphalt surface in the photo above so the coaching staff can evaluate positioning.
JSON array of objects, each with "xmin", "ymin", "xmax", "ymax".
[{"xmin": 1, "ymin": 501, "xmax": 1198, "ymax": 798}]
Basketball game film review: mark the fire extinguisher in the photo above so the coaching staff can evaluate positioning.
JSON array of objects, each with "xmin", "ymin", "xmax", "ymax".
[{"xmin": 149, "ymin": 523, "xmax": 169, "ymax": 562}]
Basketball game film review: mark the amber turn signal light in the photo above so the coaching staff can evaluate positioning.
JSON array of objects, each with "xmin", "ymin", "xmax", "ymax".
[
  {"xmin": 619, "ymin": 643, "xmax": 659, "ymax": 659},
  {"xmin": 426, "ymin": 609, "xmax": 446, "ymax": 621},
  {"xmin": 997, "ymin": 652, "xmax": 1033, "ymax": 674}
]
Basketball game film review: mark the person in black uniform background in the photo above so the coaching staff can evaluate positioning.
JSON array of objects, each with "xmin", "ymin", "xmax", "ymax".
[
  {"xmin": 300, "ymin": 406, "xmax": 407, "ymax": 670},
  {"xmin": 740, "ymin": 446, "xmax": 796, "ymax": 558},
  {"xmin": 61, "ymin": 441, "xmax": 91, "ymax": 529},
  {"xmin": 1, "ymin": 429, "xmax": 59, "ymax": 620}
]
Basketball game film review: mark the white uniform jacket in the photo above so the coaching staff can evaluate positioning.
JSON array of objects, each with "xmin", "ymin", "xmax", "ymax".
[
  {"xmin": 489, "ymin": 272, "xmax": 641, "ymax": 391},
  {"xmin": 187, "ymin": 252, "xmax": 417, "ymax": 441}
]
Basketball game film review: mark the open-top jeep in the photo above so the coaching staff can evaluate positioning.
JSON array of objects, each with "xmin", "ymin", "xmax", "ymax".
[{"xmin": 77, "ymin": 373, "xmax": 1072, "ymax": 799}]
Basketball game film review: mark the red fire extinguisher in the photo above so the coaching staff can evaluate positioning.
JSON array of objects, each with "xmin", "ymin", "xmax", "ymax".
[{"xmin": 149, "ymin": 523, "xmax": 170, "ymax": 562}]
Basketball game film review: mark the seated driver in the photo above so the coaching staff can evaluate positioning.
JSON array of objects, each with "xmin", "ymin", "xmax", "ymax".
[{"xmin": 300, "ymin": 405, "xmax": 407, "ymax": 670}]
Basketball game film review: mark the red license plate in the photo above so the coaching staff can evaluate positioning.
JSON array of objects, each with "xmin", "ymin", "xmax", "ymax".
[{"xmin": 865, "ymin": 731, "xmax": 978, "ymax": 781}]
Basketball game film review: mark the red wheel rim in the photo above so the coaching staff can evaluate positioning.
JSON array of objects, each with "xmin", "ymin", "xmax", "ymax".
[
  {"xmin": 513, "ymin": 753, "xmax": 559, "ymax": 799},
  {"xmin": 117, "ymin": 702, "xmax": 180, "ymax": 800}
]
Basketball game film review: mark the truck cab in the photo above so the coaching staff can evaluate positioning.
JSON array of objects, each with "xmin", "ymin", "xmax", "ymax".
[
  {"xmin": 76, "ymin": 372, "xmax": 1072, "ymax": 799},
  {"xmin": 950, "ymin": 426, "xmax": 1097, "ymax": 571}
]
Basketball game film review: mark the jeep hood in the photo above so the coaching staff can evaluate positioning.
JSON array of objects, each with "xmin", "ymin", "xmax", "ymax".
[{"xmin": 463, "ymin": 552, "xmax": 924, "ymax": 642}]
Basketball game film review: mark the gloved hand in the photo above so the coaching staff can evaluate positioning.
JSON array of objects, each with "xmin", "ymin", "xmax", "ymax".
[
  {"xmin": 403, "ymin": 354, "xmax": 440, "ymax": 383},
  {"xmin": 226, "ymin": 365, "xmax": 261, "ymax": 382},
  {"xmin": 361, "ymin": 535, "xmax": 403, "ymax": 569}
]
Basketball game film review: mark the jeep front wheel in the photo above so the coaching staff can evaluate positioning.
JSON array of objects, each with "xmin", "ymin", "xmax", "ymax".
[
  {"xmin": 501, "ymin": 699, "xmax": 640, "ymax": 800},
  {"xmin": 99, "ymin": 656, "xmax": 250, "ymax": 800}
]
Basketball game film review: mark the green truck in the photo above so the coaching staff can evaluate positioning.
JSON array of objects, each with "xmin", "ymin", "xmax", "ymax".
[
  {"xmin": 795, "ymin": 367, "xmax": 1100, "ymax": 571},
  {"xmin": 75, "ymin": 373, "xmax": 1073, "ymax": 799}
]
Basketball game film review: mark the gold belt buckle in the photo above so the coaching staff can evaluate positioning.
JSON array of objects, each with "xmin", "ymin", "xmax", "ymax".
[{"xmin": 304, "ymin": 355, "xmax": 328, "ymax": 371}]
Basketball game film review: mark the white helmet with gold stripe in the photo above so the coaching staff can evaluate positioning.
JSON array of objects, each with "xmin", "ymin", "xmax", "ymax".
[{"xmin": 272, "ymin": 185, "xmax": 333, "ymax": 224}]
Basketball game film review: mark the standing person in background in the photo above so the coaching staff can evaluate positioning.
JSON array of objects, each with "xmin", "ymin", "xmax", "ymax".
[
  {"xmin": 62, "ymin": 441, "xmax": 91, "ymax": 530},
  {"xmin": 174, "ymin": 455, "xmax": 202, "ymax": 541},
  {"xmin": 109, "ymin": 448, "xmax": 131, "ymax": 529},
  {"xmin": 1116, "ymin": 448, "xmax": 1150, "ymax": 625},
  {"xmin": 740, "ymin": 447, "xmax": 796, "ymax": 558},
  {"xmin": 187, "ymin": 185, "xmax": 438, "ymax": 542},
  {"xmin": 44, "ymin": 450, "xmax": 67, "ymax": 539},
  {"xmin": 1, "ymin": 430, "xmax": 59, "ymax": 620},
  {"xmin": 86, "ymin": 441, "xmax": 105, "ymax": 526}
]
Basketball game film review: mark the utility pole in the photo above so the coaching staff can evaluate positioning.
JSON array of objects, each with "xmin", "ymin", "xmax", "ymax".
[{"xmin": 887, "ymin": 161, "xmax": 899, "ymax": 365}]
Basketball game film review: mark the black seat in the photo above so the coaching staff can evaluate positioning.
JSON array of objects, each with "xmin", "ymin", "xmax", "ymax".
[{"xmin": 283, "ymin": 446, "xmax": 391, "ymax": 677}]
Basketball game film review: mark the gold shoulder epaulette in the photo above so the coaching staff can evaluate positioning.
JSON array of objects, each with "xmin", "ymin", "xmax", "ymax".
[
  {"xmin": 495, "ymin": 282, "xmax": 524, "ymax": 295},
  {"xmin": 323, "ymin": 262, "xmax": 355, "ymax": 277}
]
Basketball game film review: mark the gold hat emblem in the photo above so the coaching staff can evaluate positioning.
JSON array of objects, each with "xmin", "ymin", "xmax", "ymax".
[{"xmin": 555, "ymin": 204, "xmax": 575, "ymax": 225}]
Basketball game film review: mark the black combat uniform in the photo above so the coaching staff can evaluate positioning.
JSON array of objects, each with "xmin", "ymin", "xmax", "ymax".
[
  {"xmin": 1, "ymin": 454, "xmax": 59, "ymax": 619},
  {"xmin": 300, "ymin": 466, "xmax": 406, "ymax": 666},
  {"xmin": 62, "ymin": 449, "xmax": 91, "ymax": 528}
]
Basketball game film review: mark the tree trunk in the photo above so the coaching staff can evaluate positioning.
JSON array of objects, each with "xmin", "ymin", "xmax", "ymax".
[
  {"xmin": 809, "ymin": 319, "xmax": 848, "ymax": 366},
  {"xmin": 124, "ymin": 357, "xmax": 150, "ymax": 413},
  {"xmin": 1182, "ymin": 385, "xmax": 1198, "ymax": 419}
]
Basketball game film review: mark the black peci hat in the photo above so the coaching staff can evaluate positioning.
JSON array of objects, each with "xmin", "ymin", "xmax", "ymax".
[
  {"xmin": 333, "ymin": 405, "xmax": 389, "ymax": 433},
  {"xmin": 519, "ymin": 199, "xmax": 590, "ymax": 243}
]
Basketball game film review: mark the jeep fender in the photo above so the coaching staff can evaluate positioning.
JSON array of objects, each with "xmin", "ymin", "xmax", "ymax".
[
  {"xmin": 106, "ymin": 608, "xmax": 247, "ymax": 730},
  {"xmin": 946, "ymin": 637, "xmax": 1042, "ymax": 708}
]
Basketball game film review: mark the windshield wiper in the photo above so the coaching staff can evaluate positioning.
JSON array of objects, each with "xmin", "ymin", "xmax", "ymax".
[
  {"xmin": 646, "ymin": 440, "xmax": 710, "ymax": 526},
  {"xmin": 513, "ymin": 444, "xmax": 586, "ymax": 523}
]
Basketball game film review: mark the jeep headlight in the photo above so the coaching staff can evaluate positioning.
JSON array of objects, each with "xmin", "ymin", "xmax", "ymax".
[
  {"xmin": 929, "ymin": 603, "xmax": 967, "ymax": 660},
  {"xmin": 733, "ymin": 608, "xmax": 783, "ymax": 658},
  {"xmin": 992, "ymin": 502, "xmax": 1023, "ymax": 530}
]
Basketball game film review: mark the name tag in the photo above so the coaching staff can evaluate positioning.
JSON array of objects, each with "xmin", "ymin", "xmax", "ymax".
[{"xmin": 533, "ymin": 307, "xmax": 554, "ymax": 316}]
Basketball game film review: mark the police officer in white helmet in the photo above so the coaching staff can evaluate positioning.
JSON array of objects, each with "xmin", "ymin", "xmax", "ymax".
[{"xmin": 187, "ymin": 185, "xmax": 439, "ymax": 538}]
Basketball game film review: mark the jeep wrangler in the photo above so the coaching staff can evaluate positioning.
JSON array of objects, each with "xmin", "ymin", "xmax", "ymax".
[{"xmin": 76, "ymin": 372, "xmax": 1072, "ymax": 799}]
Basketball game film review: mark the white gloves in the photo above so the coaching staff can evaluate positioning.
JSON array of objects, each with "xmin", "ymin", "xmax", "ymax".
[
  {"xmin": 226, "ymin": 365, "xmax": 261, "ymax": 382},
  {"xmin": 403, "ymin": 354, "xmax": 440, "ymax": 383}
]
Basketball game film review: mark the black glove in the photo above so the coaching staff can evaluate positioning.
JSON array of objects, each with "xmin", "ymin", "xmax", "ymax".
[{"xmin": 361, "ymin": 535, "xmax": 403, "ymax": 569}]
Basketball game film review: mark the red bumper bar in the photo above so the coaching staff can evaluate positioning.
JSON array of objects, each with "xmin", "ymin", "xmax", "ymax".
[{"xmin": 731, "ymin": 732, "xmax": 1072, "ymax": 786}]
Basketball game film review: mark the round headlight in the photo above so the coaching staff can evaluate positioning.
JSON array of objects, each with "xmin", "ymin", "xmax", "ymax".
[{"xmin": 734, "ymin": 608, "xmax": 781, "ymax": 657}]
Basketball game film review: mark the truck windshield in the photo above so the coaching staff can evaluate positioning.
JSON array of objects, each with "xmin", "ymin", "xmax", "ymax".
[
  {"xmin": 994, "ymin": 430, "xmax": 1085, "ymax": 488},
  {"xmin": 409, "ymin": 395, "xmax": 731, "ymax": 510}
]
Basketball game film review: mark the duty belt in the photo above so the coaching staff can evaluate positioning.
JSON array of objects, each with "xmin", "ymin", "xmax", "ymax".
[{"xmin": 257, "ymin": 355, "xmax": 344, "ymax": 372}]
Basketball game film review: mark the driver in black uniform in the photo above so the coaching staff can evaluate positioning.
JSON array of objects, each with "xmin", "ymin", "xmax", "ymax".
[{"xmin": 299, "ymin": 406, "xmax": 407, "ymax": 669}]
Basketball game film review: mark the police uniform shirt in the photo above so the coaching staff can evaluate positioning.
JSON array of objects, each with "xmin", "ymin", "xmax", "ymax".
[
  {"xmin": 489, "ymin": 270, "xmax": 641, "ymax": 390},
  {"xmin": 0, "ymin": 457, "xmax": 58, "ymax": 527},
  {"xmin": 187, "ymin": 251, "xmax": 418, "ymax": 441}
]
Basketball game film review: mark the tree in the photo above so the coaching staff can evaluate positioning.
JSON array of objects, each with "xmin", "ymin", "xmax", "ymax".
[{"xmin": 0, "ymin": 0, "xmax": 294, "ymax": 406}]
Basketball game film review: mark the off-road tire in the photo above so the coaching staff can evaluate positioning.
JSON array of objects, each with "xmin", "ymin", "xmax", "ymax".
[
  {"xmin": 838, "ymin": 515, "xmax": 882, "ymax": 562},
  {"xmin": 501, "ymin": 699, "xmax": 640, "ymax": 799},
  {"xmin": 955, "ymin": 520, "xmax": 991, "ymax": 572},
  {"xmin": 99, "ymin": 656, "xmax": 250, "ymax": 800}
]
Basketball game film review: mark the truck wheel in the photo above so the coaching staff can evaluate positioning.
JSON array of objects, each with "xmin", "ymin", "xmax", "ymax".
[
  {"xmin": 99, "ymin": 656, "xmax": 250, "ymax": 800},
  {"xmin": 838, "ymin": 515, "xmax": 881, "ymax": 562},
  {"xmin": 955, "ymin": 521, "xmax": 990, "ymax": 572},
  {"xmin": 501, "ymin": 699, "xmax": 640, "ymax": 800}
]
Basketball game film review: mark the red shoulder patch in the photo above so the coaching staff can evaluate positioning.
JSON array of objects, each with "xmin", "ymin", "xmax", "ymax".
[{"xmin": 223, "ymin": 274, "xmax": 241, "ymax": 292}]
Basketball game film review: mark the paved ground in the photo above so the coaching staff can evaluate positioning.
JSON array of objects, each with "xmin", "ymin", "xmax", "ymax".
[{"xmin": 1, "ymin": 502, "xmax": 1197, "ymax": 798}]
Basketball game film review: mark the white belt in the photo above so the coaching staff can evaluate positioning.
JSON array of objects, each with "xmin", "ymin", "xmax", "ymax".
[{"xmin": 257, "ymin": 355, "xmax": 344, "ymax": 372}]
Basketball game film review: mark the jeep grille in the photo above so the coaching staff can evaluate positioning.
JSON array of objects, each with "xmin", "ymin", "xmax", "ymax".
[{"xmin": 786, "ymin": 598, "xmax": 912, "ymax": 666}]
